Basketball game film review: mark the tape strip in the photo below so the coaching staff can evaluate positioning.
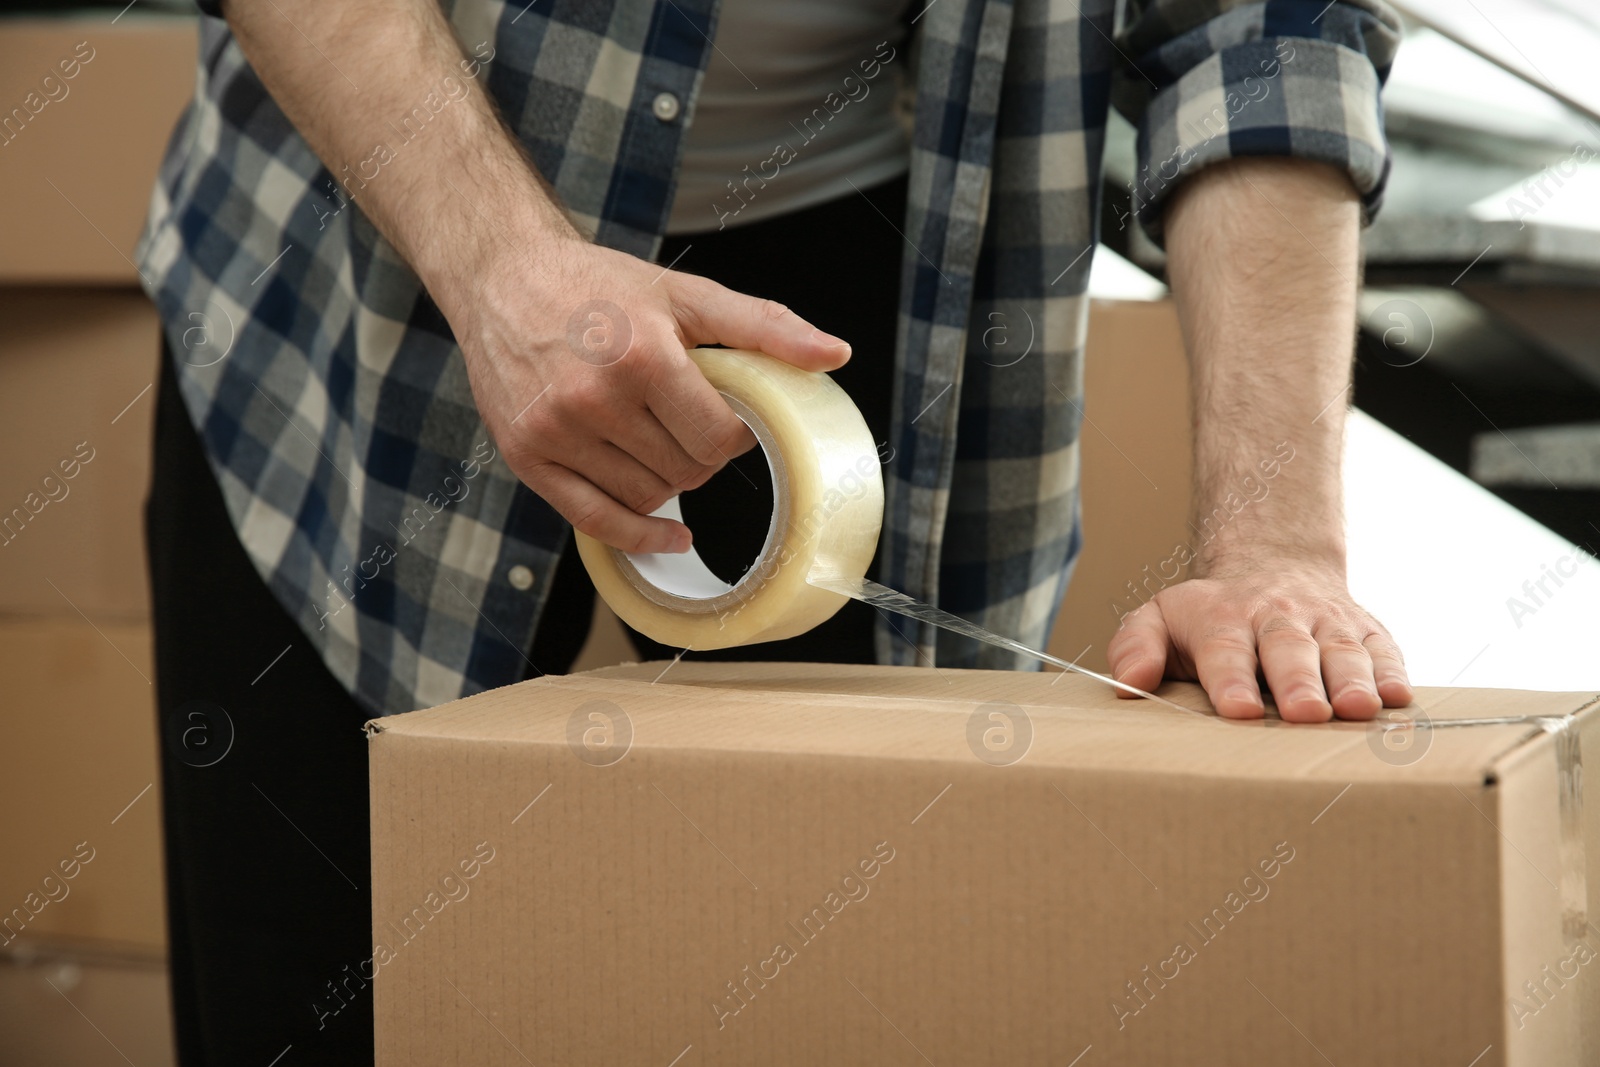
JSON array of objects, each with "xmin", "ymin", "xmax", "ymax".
[
  {"xmin": 1544, "ymin": 715, "xmax": 1587, "ymax": 943},
  {"xmin": 1424, "ymin": 713, "xmax": 1588, "ymax": 942},
  {"xmin": 806, "ymin": 573, "xmax": 1207, "ymax": 718}
]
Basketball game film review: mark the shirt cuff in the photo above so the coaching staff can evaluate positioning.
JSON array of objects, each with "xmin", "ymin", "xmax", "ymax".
[{"xmin": 1129, "ymin": 35, "xmax": 1392, "ymax": 246}]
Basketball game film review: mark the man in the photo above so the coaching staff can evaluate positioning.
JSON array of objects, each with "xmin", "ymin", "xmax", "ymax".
[{"xmin": 139, "ymin": 0, "xmax": 1410, "ymax": 1060}]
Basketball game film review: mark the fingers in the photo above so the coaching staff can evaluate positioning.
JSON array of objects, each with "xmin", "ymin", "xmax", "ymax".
[
  {"xmin": 556, "ymin": 321, "xmax": 755, "ymax": 469},
  {"xmin": 1315, "ymin": 620, "xmax": 1381, "ymax": 721},
  {"xmin": 1106, "ymin": 603, "xmax": 1172, "ymax": 701},
  {"xmin": 1104, "ymin": 576, "xmax": 1414, "ymax": 724},
  {"xmin": 1255, "ymin": 617, "xmax": 1332, "ymax": 723},
  {"xmin": 1191, "ymin": 622, "xmax": 1269, "ymax": 720},
  {"xmin": 529, "ymin": 461, "xmax": 690, "ymax": 554},
  {"xmin": 644, "ymin": 351, "xmax": 758, "ymax": 466},
  {"xmin": 669, "ymin": 273, "xmax": 852, "ymax": 371},
  {"xmin": 1257, "ymin": 614, "xmax": 1398, "ymax": 722},
  {"xmin": 610, "ymin": 413, "xmax": 719, "ymax": 493},
  {"xmin": 560, "ymin": 438, "xmax": 679, "ymax": 517},
  {"xmin": 1363, "ymin": 630, "xmax": 1414, "ymax": 708},
  {"xmin": 528, "ymin": 346, "xmax": 731, "ymax": 487}
]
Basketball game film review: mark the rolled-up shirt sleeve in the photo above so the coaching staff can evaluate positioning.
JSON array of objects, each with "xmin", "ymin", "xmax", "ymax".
[{"xmin": 1113, "ymin": 0, "xmax": 1401, "ymax": 245}]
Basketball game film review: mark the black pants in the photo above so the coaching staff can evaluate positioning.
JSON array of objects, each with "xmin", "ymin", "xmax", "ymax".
[{"xmin": 147, "ymin": 176, "xmax": 904, "ymax": 1065}]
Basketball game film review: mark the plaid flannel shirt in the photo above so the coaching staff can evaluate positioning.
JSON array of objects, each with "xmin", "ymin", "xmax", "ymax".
[{"xmin": 137, "ymin": 0, "xmax": 1399, "ymax": 716}]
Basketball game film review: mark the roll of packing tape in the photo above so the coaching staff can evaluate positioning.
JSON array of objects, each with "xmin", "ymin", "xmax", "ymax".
[{"xmin": 575, "ymin": 347, "xmax": 883, "ymax": 650}]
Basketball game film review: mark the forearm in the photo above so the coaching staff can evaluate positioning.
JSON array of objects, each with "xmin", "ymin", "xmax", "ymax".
[
  {"xmin": 220, "ymin": 0, "xmax": 577, "ymax": 317},
  {"xmin": 1164, "ymin": 157, "xmax": 1361, "ymax": 577}
]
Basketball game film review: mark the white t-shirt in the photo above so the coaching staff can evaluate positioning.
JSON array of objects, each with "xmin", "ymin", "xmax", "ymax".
[{"xmin": 665, "ymin": 0, "xmax": 912, "ymax": 234}]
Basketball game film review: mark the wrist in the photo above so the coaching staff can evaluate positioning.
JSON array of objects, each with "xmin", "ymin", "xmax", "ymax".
[
  {"xmin": 1185, "ymin": 438, "xmax": 1346, "ymax": 582},
  {"xmin": 1193, "ymin": 536, "xmax": 1346, "ymax": 581},
  {"xmin": 372, "ymin": 99, "xmax": 581, "ymax": 321},
  {"xmin": 418, "ymin": 183, "xmax": 584, "ymax": 327}
]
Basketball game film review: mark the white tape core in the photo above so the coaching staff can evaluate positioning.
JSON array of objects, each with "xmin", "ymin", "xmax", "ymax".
[{"xmin": 622, "ymin": 407, "xmax": 780, "ymax": 602}]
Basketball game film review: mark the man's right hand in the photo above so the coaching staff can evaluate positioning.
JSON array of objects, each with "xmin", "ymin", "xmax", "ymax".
[
  {"xmin": 448, "ymin": 235, "xmax": 852, "ymax": 555},
  {"xmin": 222, "ymin": 0, "xmax": 850, "ymax": 555}
]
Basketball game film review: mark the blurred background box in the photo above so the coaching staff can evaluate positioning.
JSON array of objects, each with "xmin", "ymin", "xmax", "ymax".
[
  {"xmin": 0, "ymin": 13, "xmax": 197, "ymax": 613},
  {"xmin": 0, "ymin": 17, "xmax": 196, "ymax": 283},
  {"xmin": 0, "ymin": 944, "xmax": 173, "ymax": 1067},
  {"xmin": 0, "ymin": 619, "xmax": 162, "ymax": 949},
  {"xmin": 1049, "ymin": 298, "xmax": 1191, "ymax": 673},
  {"xmin": 0, "ymin": 619, "xmax": 169, "ymax": 1066},
  {"xmin": 0, "ymin": 288, "xmax": 161, "ymax": 619},
  {"xmin": 0, "ymin": 13, "xmax": 197, "ymax": 1067}
]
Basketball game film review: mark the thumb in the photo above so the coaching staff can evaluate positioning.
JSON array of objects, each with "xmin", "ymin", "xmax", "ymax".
[
  {"xmin": 1105, "ymin": 603, "xmax": 1171, "ymax": 700},
  {"xmin": 669, "ymin": 274, "xmax": 852, "ymax": 371}
]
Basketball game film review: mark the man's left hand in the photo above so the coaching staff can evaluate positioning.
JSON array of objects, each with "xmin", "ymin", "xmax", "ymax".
[{"xmin": 1106, "ymin": 559, "xmax": 1413, "ymax": 722}]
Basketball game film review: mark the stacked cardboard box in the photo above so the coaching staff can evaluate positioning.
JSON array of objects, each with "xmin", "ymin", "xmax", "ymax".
[
  {"xmin": 1050, "ymin": 299, "xmax": 1193, "ymax": 672},
  {"xmin": 0, "ymin": 15, "xmax": 198, "ymax": 1067}
]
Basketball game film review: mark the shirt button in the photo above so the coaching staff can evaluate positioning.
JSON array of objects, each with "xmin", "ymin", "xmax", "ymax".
[
  {"xmin": 508, "ymin": 565, "xmax": 536, "ymax": 591},
  {"xmin": 652, "ymin": 92, "xmax": 681, "ymax": 122}
]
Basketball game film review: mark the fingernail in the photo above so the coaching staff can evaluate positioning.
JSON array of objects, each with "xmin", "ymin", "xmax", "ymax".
[
  {"xmin": 652, "ymin": 528, "xmax": 690, "ymax": 554},
  {"xmin": 1296, "ymin": 688, "xmax": 1332, "ymax": 710},
  {"xmin": 1225, "ymin": 685, "xmax": 1259, "ymax": 707},
  {"xmin": 810, "ymin": 328, "xmax": 850, "ymax": 353}
]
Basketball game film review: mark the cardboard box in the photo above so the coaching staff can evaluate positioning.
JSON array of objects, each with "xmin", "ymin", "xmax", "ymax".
[
  {"xmin": 0, "ymin": 16, "xmax": 197, "ymax": 618},
  {"xmin": 0, "ymin": 288, "xmax": 160, "ymax": 621},
  {"xmin": 1050, "ymin": 299, "xmax": 1193, "ymax": 674},
  {"xmin": 0, "ymin": 943, "xmax": 173, "ymax": 1067},
  {"xmin": 368, "ymin": 662, "xmax": 1599, "ymax": 1065},
  {"xmin": 0, "ymin": 16, "xmax": 198, "ymax": 285},
  {"xmin": 0, "ymin": 16, "xmax": 185, "ymax": 1057},
  {"xmin": 0, "ymin": 619, "xmax": 165, "ymax": 951}
]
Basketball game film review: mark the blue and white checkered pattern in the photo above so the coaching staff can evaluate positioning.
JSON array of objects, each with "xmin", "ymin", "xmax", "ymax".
[{"xmin": 138, "ymin": 0, "xmax": 1399, "ymax": 715}]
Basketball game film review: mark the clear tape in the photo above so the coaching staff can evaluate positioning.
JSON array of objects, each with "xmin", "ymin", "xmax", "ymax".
[
  {"xmin": 576, "ymin": 349, "xmax": 883, "ymax": 651},
  {"xmin": 806, "ymin": 572, "xmax": 1208, "ymax": 718},
  {"xmin": 1379, "ymin": 713, "xmax": 1588, "ymax": 942},
  {"xmin": 1544, "ymin": 715, "xmax": 1588, "ymax": 942}
]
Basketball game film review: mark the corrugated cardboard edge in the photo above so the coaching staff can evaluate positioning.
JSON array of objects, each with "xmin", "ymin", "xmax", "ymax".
[{"xmin": 365, "ymin": 666, "xmax": 1597, "ymax": 791}]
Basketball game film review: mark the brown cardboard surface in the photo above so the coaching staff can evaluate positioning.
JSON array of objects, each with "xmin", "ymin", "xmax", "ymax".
[
  {"xmin": 1496, "ymin": 702, "xmax": 1600, "ymax": 1066},
  {"xmin": 0, "ymin": 943, "xmax": 173, "ymax": 1067},
  {"xmin": 0, "ymin": 288, "xmax": 159, "ymax": 621},
  {"xmin": 0, "ymin": 16, "xmax": 198, "ymax": 284},
  {"xmin": 1050, "ymin": 299, "xmax": 1193, "ymax": 674},
  {"xmin": 0, "ymin": 619, "xmax": 165, "ymax": 951},
  {"xmin": 369, "ymin": 663, "xmax": 1598, "ymax": 1065}
]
